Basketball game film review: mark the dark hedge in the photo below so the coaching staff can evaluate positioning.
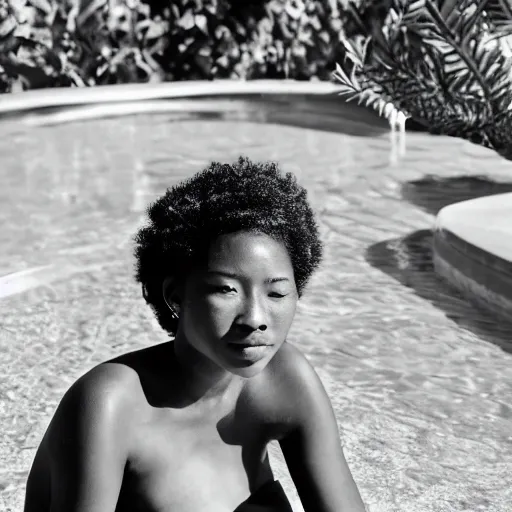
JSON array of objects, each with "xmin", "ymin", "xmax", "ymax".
[{"xmin": 0, "ymin": 0, "xmax": 362, "ymax": 92}]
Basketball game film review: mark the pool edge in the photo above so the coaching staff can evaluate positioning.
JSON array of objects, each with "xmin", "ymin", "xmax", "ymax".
[
  {"xmin": 433, "ymin": 196, "xmax": 512, "ymax": 321},
  {"xmin": 0, "ymin": 80, "xmax": 341, "ymax": 115}
]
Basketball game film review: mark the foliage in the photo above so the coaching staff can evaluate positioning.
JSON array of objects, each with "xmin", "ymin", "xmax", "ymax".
[
  {"xmin": 0, "ymin": 0, "xmax": 357, "ymax": 92},
  {"xmin": 333, "ymin": 0, "xmax": 512, "ymax": 156}
]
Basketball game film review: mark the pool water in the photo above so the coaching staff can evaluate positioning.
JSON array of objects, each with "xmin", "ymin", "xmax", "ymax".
[{"xmin": 1, "ymin": 112, "xmax": 512, "ymax": 512}]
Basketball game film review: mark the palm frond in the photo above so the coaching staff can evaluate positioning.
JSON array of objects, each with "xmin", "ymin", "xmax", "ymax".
[
  {"xmin": 401, "ymin": 0, "xmax": 427, "ymax": 23},
  {"xmin": 332, "ymin": 62, "xmax": 408, "ymax": 124},
  {"xmin": 335, "ymin": 0, "xmax": 512, "ymax": 156},
  {"xmin": 418, "ymin": 1, "xmax": 512, "ymax": 111},
  {"xmin": 483, "ymin": 0, "xmax": 512, "ymax": 39}
]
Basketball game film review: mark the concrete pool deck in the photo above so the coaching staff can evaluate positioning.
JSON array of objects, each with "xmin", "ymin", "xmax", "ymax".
[{"xmin": 434, "ymin": 193, "xmax": 512, "ymax": 320}]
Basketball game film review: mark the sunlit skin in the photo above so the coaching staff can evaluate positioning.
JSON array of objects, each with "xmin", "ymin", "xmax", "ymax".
[{"xmin": 24, "ymin": 231, "xmax": 366, "ymax": 512}]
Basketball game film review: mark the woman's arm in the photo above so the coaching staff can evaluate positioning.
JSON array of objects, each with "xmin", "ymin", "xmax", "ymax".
[
  {"xmin": 42, "ymin": 364, "xmax": 134, "ymax": 512},
  {"xmin": 277, "ymin": 346, "xmax": 366, "ymax": 512}
]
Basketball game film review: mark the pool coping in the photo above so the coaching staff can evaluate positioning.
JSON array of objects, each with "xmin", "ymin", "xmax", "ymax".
[
  {"xmin": 0, "ymin": 80, "xmax": 396, "ymax": 136},
  {"xmin": 433, "ymin": 196, "xmax": 512, "ymax": 321},
  {"xmin": 0, "ymin": 80, "xmax": 340, "ymax": 115}
]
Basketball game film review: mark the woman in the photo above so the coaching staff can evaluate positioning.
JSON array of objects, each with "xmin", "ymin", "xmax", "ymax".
[{"xmin": 24, "ymin": 156, "xmax": 366, "ymax": 512}]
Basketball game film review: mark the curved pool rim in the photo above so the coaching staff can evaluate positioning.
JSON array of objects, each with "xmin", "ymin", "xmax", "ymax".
[
  {"xmin": 0, "ymin": 80, "xmax": 339, "ymax": 113},
  {"xmin": 433, "ymin": 193, "xmax": 512, "ymax": 321},
  {"xmin": 0, "ymin": 80, "xmax": 396, "ymax": 136}
]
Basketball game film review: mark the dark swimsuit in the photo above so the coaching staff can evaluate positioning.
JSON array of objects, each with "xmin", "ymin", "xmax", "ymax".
[{"xmin": 233, "ymin": 480, "xmax": 294, "ymax": 512}]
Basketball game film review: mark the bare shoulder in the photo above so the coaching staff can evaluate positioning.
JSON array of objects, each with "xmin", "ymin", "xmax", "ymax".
[
  {"xmin": 279, "ymin": 342, "xmax": 328, "ymax": 400},
  {"xmin": 26, "ymin": 363, "xmax": 152, "ymax": 512},
  {"xmin": 249, "ymin": 342, "xmax": 329, "ymax": 435},
  {"xmin": 45, "ymin": 362, "xmax": 145, "ymax": 449},
  {"xmin": 61, "ymin": 362, "xmax": 143, "ymax": 412},
  {"xmin": 267, "ymin": 341, "xmax": 317, "ymax": 387}
]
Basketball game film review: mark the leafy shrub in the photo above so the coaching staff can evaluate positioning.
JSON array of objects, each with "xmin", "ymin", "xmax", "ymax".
[
  {"xmin": 0, "ymin": 0, "xmax": 360, "ymax": 92},
  {"xmin": 334, "ymin": 0, "xmax": 512, "ymax": 156}
]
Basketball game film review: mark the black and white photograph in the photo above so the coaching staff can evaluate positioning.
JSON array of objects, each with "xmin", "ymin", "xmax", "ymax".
[{"xmin": 1, "ymin": 1, "xmax": 511, "ymax": 511}]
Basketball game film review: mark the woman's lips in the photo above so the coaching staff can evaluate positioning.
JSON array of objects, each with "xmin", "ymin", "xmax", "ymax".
[{"xmin": 226, "ymin": 342, "xmax": 273, "ymax": 362}]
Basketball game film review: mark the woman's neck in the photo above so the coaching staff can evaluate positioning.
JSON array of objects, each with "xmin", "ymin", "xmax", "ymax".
[{"xmin": 172, "ymin": 335, "xmax": 244, "ymax": 405}]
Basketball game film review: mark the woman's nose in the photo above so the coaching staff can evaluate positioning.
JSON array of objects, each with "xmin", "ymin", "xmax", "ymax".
[{"xmin": 237, "ymin": 295, "xmax": 268, "ymax": 331}]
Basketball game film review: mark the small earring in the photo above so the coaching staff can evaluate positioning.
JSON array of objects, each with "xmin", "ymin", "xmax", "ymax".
[{"xmin": 169, "ymin": 302, "xmax": 180, "ymax": 321}]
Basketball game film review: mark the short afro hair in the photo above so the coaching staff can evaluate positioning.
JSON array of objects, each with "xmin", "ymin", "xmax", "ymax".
[{"xmin": 134, "ymin": 156, "xmax": 323, "ymax": 336}]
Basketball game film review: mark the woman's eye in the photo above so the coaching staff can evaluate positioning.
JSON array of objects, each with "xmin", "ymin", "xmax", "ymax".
[
  {"xmin": 269, "ymin": 292, "xmax": 287, "ymax": 298},
  {"xmin": 215, "ymin": 285, "xmax": 236, "ymax": 294}
]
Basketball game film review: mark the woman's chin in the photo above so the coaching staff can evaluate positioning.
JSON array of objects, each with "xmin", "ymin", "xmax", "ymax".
[{"xmin": 226, "ymin": 358, "xmax": 271, "ymax": 378}]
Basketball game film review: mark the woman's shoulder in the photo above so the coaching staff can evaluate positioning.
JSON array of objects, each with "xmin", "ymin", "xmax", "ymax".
[
  {"xmin": 69, "ymin": 361, "xmax": 144, "ymax": 407},
  {"xmin": 267, "ymin": 341, "xmax": 318, "ymax": 389},
  {"xmin": 45, "ymin": 361, "xmax": 146, "ymax": 446},
  {"xmin": 246, "ymin": 342, "xmax": 324, "ymax": 435}
]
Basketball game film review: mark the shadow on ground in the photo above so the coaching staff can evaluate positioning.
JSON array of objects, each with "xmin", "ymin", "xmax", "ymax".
[
  {"xmin": 366, "ymin": 229, "xmax": 512, "ymax": 354},
  {"xmin": 401, "ymin": 175, "xmax": 512, "ymax": 216}
]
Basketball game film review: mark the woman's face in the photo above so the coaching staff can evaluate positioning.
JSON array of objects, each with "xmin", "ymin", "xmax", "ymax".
[{"xmin": 176, "ymin": 231, "xmax": 298, "ymax": 378}]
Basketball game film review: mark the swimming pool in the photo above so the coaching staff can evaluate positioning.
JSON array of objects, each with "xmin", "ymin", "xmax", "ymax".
[{"xmin": 1, "ymin": 83, "xmax": 512, "ymax": 512}]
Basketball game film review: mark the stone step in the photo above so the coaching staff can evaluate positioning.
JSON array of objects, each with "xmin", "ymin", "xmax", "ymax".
[{"xmin": 433, "ymin": 192, "xmax": 512, "ymax": 320}]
